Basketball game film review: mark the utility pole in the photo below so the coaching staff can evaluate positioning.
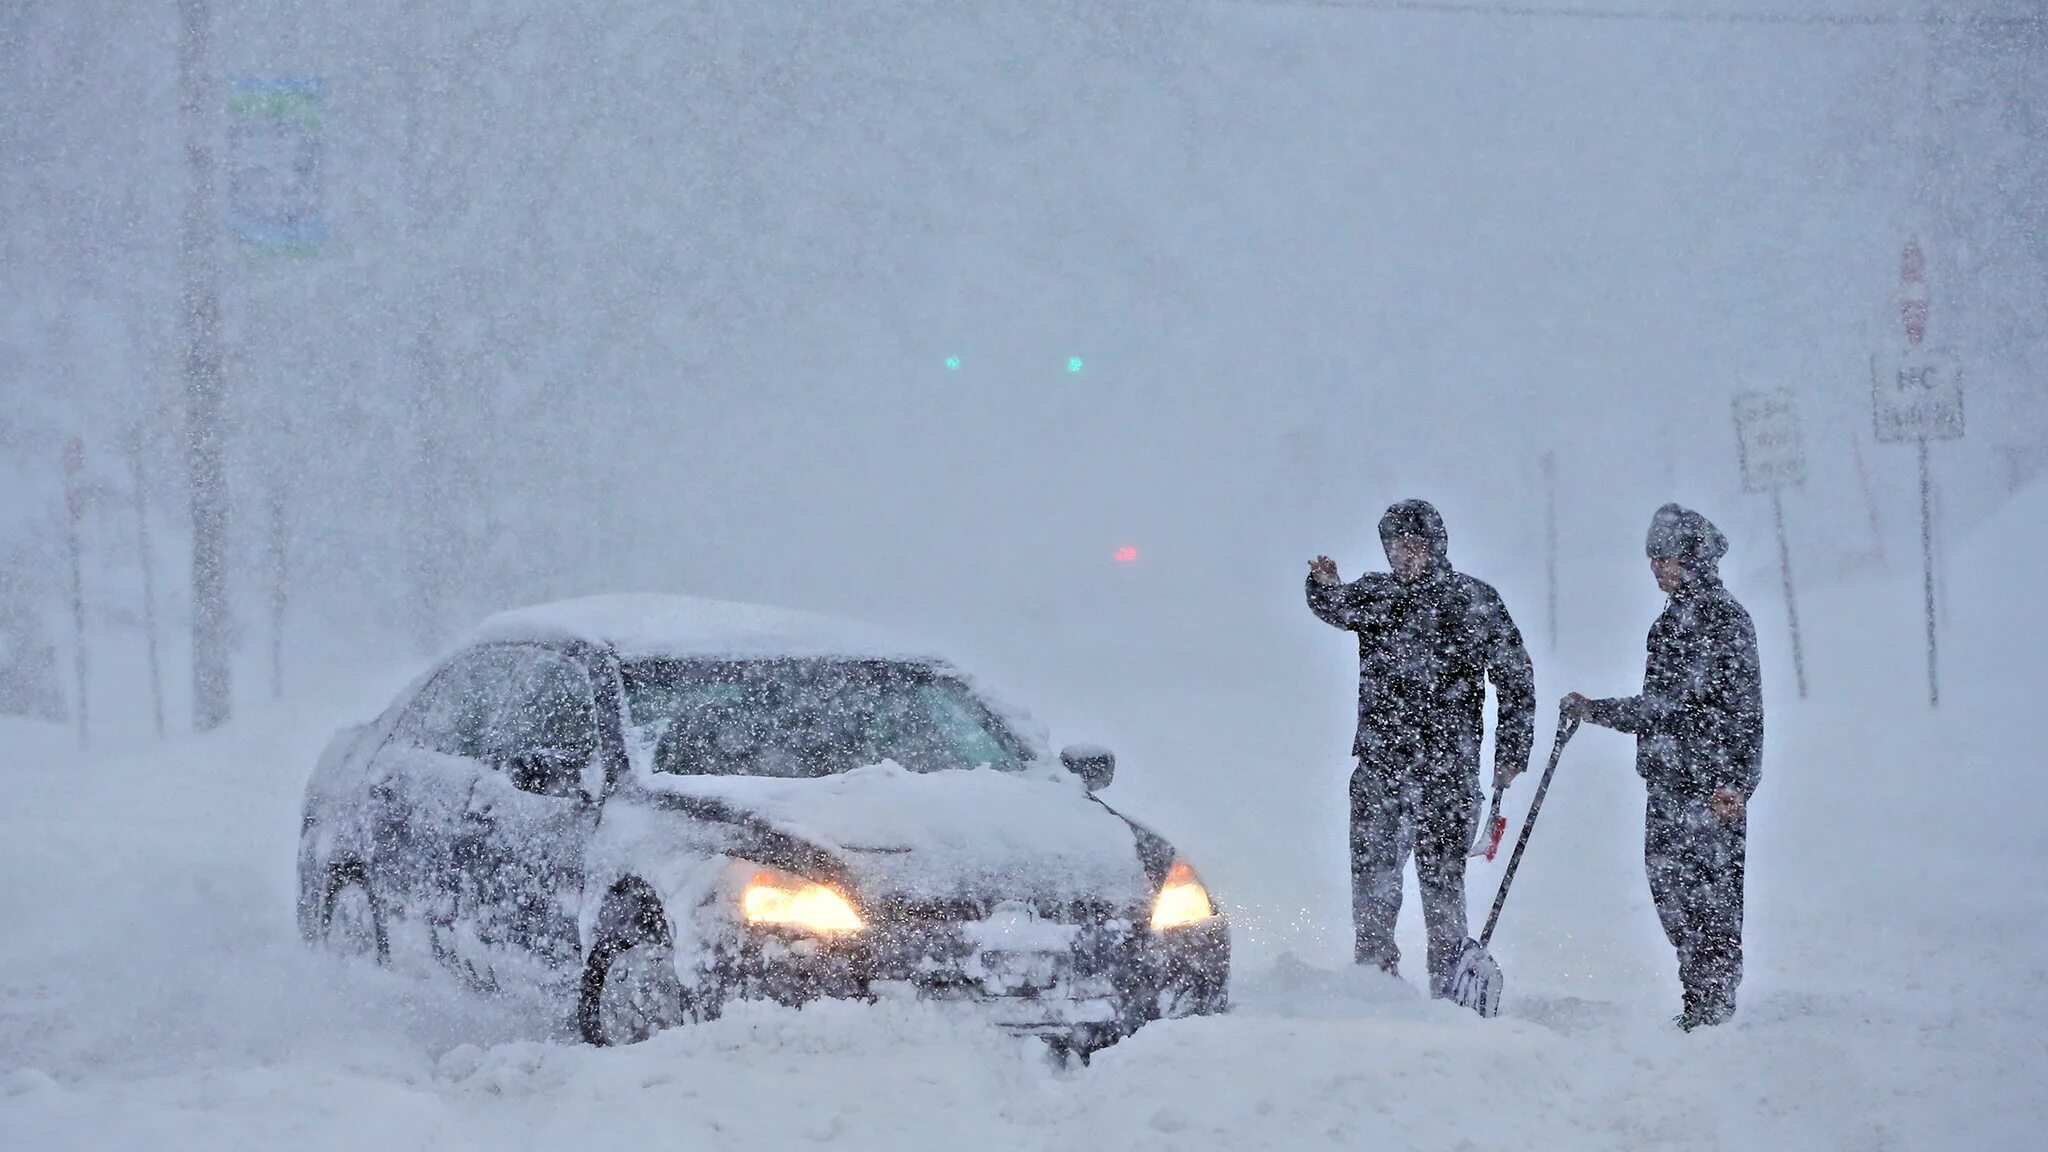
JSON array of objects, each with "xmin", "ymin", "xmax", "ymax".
[{"xmin": 179, "ymin": 0, "xmax": 231, "ymax": 730}]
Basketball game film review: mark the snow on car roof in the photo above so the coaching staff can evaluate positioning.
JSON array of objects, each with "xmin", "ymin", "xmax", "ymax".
[{"xmin": 469, "ymin": 593, "xmax": 944, "ymax": 663}]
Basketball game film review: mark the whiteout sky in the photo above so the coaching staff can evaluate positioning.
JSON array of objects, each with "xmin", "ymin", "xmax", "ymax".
[{"xmin": 4, "ymin": 2, "xmax": 2040, "ymax": 688}]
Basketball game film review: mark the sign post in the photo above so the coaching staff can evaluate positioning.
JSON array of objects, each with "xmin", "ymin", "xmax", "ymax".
[
  {"xmin": 267, "ymin": 470, "xmax": 289, "ymax": 700},
  {"xmin": 130, "ymin": 433, "xmax": 166, "ymax": 737},
  {"xmin": 1541, "ymin": 451, "xmax": 1558, "ymax": 655},
  {"xmin": 1732, "ymin": 388, "xmax": 1809, "ymax": 698},
  {"xmin": 229, "ymin": 75, "xmax": 323, "ymax": 699},
  {"xmin": 1873, "ymin": 239, "xmax": 1963, "ymax": 707}
]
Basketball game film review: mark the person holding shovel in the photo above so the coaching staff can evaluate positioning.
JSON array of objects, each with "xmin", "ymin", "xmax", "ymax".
[
  {"xmin": 1309, "ymin": 499, "xmax": 1535, "ymax": 991},
  {"xmin": 1564, "ymin": 503, "xmax": 1763, "ymax": 1030}
]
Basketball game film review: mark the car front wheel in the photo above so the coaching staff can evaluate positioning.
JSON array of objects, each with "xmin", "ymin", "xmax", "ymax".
[
  {"xmin": 588, "ymin": 939, "xmax": 690, "ymax": 1045},
  {"xmin": 578, "ymin": 893, "xmax": 724, "ymax": 1046},
  {"xmin": 320, "ymin": 867, "xmax": 389, "ymax": 964}
]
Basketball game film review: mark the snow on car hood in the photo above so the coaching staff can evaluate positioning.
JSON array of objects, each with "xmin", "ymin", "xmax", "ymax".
[{"xmin": 634, "ymin": 761, "xmax": 1153, "ymax": 907}]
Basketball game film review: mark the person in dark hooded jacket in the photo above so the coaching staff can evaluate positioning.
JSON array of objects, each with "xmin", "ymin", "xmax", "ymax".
[
  {"xmin": 1309, "ymin": 500, "xmax": 1535, "ymax": 989},
  {"xmin": 1565, "ymin": 503, "xmax": 1762, "ymax": 1030}
]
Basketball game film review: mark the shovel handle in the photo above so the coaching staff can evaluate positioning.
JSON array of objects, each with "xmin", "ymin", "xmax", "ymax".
[
  {"xmin": 1470, "ymin": 787, "xmax": 1504, "ymax": 859},
  {"xmin": 1477, "ymin": 712, "xmax": 1579, "ymax": 949}
]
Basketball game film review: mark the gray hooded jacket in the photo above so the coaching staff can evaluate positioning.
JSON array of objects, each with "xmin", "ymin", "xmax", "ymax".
[
  {"xmin": 1586, "ymin": 504, "xmax": 1764, "ymax": 799},
  {"xmin": 1307, "ymin": 500, "xmax": 1536, "ymax": 786}
]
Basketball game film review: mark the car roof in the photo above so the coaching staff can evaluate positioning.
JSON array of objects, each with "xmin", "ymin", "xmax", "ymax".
[{"xmin": 468, "ymin": 593, "xmax": 944, "ymax": 664}]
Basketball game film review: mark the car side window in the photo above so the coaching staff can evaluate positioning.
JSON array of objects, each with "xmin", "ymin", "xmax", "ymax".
[
  {"xmin": 393, "ymin": 648, "xmax": 520, "ymax": 760},
  {"xmin": 910, "ymin": 681, "xmax": 1023, "ymax": 772},
  {"xmin": 493, "ymin": 647, "xmax": 599, "ymax": 775}
]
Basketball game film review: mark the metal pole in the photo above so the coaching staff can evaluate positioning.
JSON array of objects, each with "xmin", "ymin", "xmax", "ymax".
[
  {"xmin": 402, "ymin": 15, "xmax": 447, "ymax": 656},
  {"xmin": 132, "ymin": 434, "xmax": 166, "ymax": 737},
  {"xmin": 268, "ymin": 472, "xmax": 288, "ymax": 700},
  {"xmin": 1479, "ymin": 716, "xmax": 1578, "ymax": 948},
  {"xmin": 1770, "ymin": 489, "xmax": 1807, "ymax": 699},
  {"xmin": 63, "ymin": 441, "xmax": 89, "ymax": 750},
  {"xmin": 1849, "ymin": 427, "xmax": 1887, "ymax": 568},
  {"xmin": 1934, "ymin": 476, "xmax": 1949, "ymax": 627},
  {"xmin": 1542, "ymin": 450, "xmax": 1558, "ymax": 654},
  {"xmin": 1918, "ymin": 437, "xmax": 1939, "ymax": 707},
  {"xmin": 179, "ymin": 0, "xmax": 231, "ymax": 730}
]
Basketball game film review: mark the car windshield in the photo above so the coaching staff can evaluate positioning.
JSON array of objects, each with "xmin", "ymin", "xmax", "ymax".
[{"xmin": 621, "ymin": 658, "xmax": 1030, "ymax": 778}]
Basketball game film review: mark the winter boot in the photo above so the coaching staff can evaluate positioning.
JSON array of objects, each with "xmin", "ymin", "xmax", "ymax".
[
  {"xmin": 1693, "ymin": 997, "xmax": 1735, "ymax": 1027},
  {"xmin": 1675, "ymin": 989, "xmax": 1733, "ymax": 1031},
  {"xmin": 1675, "ymin": 989, "xmax": 1704, "ymax": 1032}
]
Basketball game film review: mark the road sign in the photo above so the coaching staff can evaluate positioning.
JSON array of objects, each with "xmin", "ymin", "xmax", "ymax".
[
  {"xmin": 1871, "ymin": 347, "xmax": 1963, "ymax": 444},
  {"xmin": 1732, "ymin": 391, "xmax": 1809, "ymax": 697},
  {"xmin": 228, "ymin": 77, "xmax": 327, "ymax": 253},
  {"xmin": 1876, "ymin": 237, "xmax": 1959, "ymax": 707},
  {"xmin": 1899, "ymin": 238, "xmax": 1929, "ymax": 347},
  {"xmin": 1732, "ymin": 389, "xmax": 1807, "ymax": 493}
]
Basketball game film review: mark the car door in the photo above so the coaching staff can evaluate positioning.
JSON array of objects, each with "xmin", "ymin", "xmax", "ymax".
[
  {"xmin": 452, "ymin": 643, "xmax": 606, "ymax": 997},
  {"xmin": 366, "ymin": 645, "xmax": 524, "ymax": 977}
]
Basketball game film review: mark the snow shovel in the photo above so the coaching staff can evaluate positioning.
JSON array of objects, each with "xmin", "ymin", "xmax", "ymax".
[{"xmin": 1440, "ymin": 712, "xmax": 1581, "ymax": 1017}]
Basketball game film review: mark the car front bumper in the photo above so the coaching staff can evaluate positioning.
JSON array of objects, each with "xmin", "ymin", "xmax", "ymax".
[{"xmin": 729, "ymin": 908, "xmax": 1230, "ymax": 1043}]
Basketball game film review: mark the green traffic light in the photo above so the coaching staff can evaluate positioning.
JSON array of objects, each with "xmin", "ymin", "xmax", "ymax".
[
  {"xmin": 1067, "ymin": 357, "xmax": 1084, "ymax": 374},
  {"xmin": 945, "ymin": 356, "xmax": 961, "ymax": 371}
]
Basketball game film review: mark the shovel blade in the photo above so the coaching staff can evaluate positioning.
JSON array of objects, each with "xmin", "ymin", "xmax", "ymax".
[
  {"xmin": 1468, "ymin": 791, "xmax": 1506, "ymax": 860},
  {"xmin": 1439, "ymin": 938, "xmax": 1502, "ymax": 1017}
]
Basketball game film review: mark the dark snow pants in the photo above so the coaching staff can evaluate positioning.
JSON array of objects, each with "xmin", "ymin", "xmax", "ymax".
[
  {"xmin": 1645, "ymin": 789, "xmax": 1747, "ymax": 1015},
  {"xmin": 1350, "ymin": 765, "xmax": 1479, "ymax": 990}
]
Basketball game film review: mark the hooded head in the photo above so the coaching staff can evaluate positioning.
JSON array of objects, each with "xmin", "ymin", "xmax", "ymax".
[
  {"xmin": 1644, "ymin": 503, "xmax": 1728, "ymax": 582},
  {"xmin": 1378, "ymin": 499, "xmax": 1450, "ymax": 581}
]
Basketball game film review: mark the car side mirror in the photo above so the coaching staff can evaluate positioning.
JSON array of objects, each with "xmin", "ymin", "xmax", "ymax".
[
  {"xmin": 507, "ymin": 748, "xmax": 587, "ymax": 799},
  {"xmin": 1060, "ymin": 744, "xmax": 1115, "ymax": 793}
]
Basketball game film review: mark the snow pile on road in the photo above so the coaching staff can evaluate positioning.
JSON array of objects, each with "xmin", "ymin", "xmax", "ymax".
[{"xmin": 4, "ymin": 538, "xmax": 2046, "ymax": 1149}]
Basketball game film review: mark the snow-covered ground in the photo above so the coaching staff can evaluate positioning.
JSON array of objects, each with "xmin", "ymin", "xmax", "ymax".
[{"xmin": 4, "ymin": 493, "xmax": 2045, "ymax": 1151}]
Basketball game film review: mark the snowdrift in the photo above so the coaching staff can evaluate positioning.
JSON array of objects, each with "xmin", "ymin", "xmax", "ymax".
[{"xmin": 4, "ymin": 519, "xmax": 2045, "ymax": 1149}]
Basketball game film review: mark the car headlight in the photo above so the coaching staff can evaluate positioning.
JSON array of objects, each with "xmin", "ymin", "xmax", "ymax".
[
  {"xmin": 741, "ymin": 869, "xmax": 865, "ymax": 934},
  {"xmin": 1150, "ymin": 859, "xmax": 1216, "ymax": 931}
]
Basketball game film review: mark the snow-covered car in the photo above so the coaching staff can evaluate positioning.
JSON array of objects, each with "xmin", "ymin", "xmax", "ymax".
[{"xmin": 298, "ymin": 594, "xmax": 1229, "ymax": 1052}]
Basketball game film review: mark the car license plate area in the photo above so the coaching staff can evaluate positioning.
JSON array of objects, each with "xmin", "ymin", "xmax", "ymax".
[{"xmin": 974, "ymin": 949, "xmax": 1067, "ymax": 996}]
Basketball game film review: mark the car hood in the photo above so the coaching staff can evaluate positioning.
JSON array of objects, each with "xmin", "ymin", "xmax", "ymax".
[{"xmin": 635, "ymin": 761, "xmax": 1155, "ymax": 908}]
